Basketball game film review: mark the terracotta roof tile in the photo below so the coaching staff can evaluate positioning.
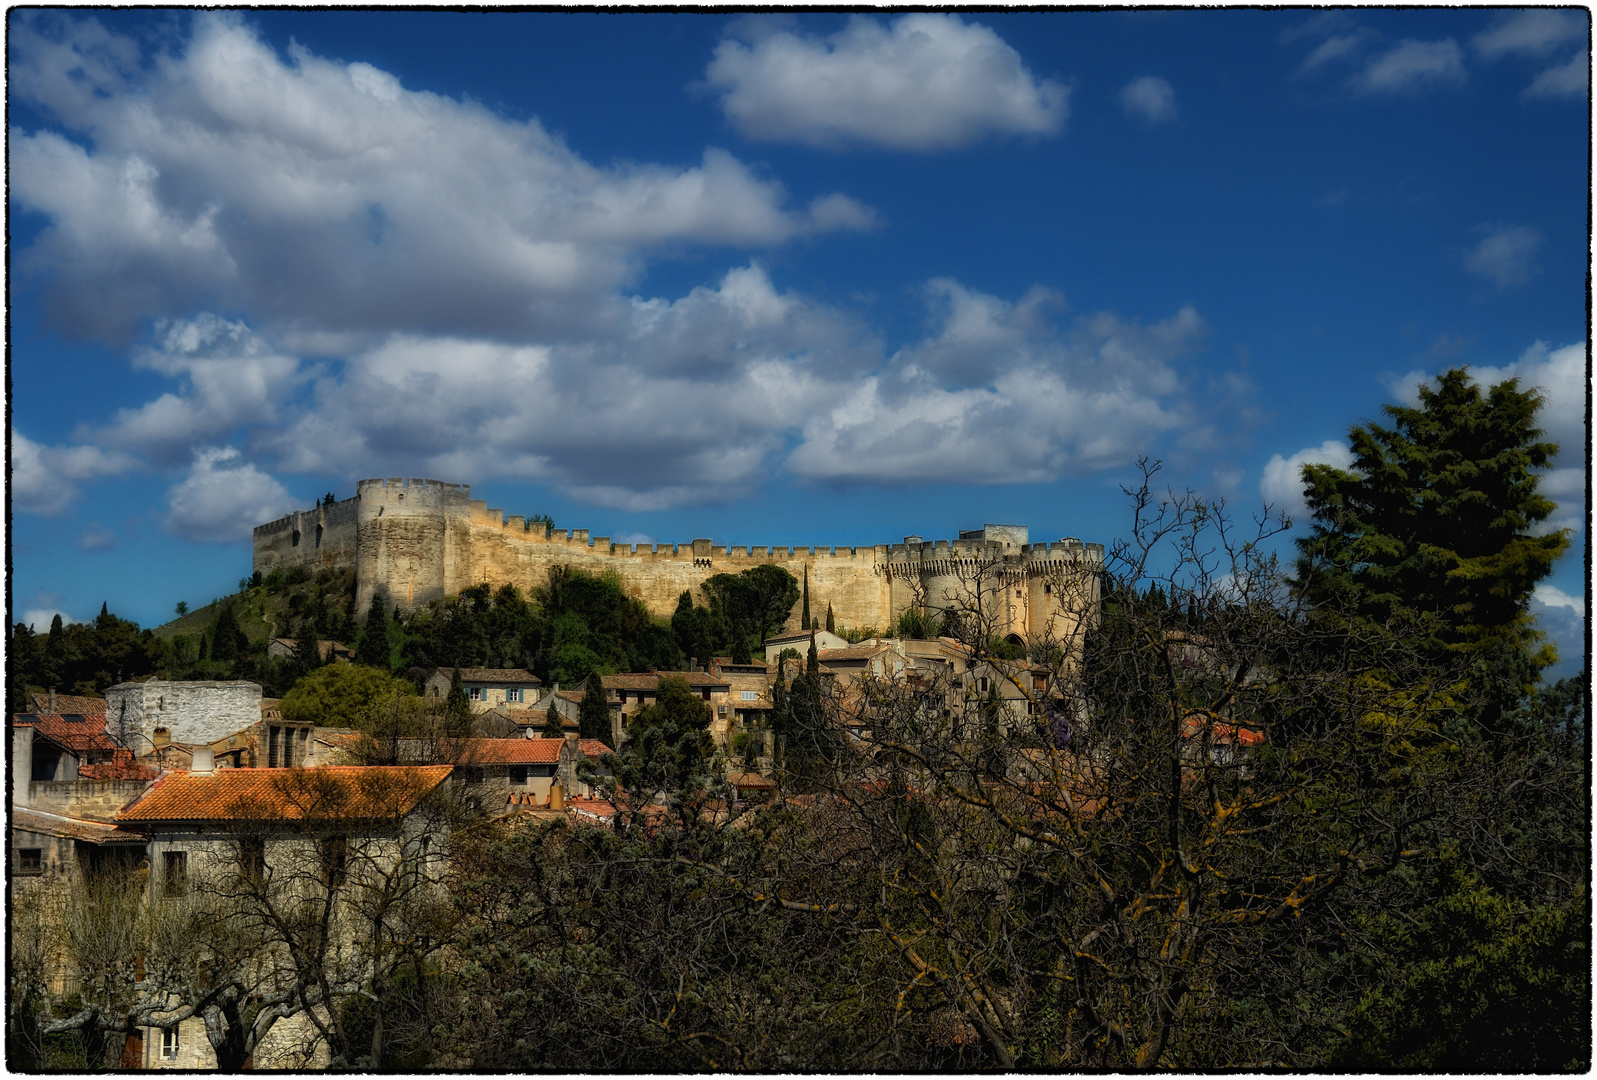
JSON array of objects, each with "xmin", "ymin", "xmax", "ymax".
[
  {"xmin": 118, "ymin": 765, "xmax": 452, "ymax": 824},
  {"xmin": 15, "ymin": 712, "xmax": 120, "ymax": 754},
  {"xmin": 440, "ymin": 667, "xmax": 542, "ymax": 685},
  {"xmin": 77, "ymin": 749, "xmax": 160, "ymax": 781},
  {"xmin": 603, "ymin": 671, "xmax": 729, "ymax": 691},
  {"xmin": 11, "ymin": 806, "xmax": 148, "ymax": 844},
  {"xmin": 577, "ymin": 738, "xmax": 615, "ymax": 757},
  {"xmin": 30, "ymin": 693, "xmax": 107, "ymax": 717},
  {"xmin": 725, "ymin": 770, "xmax": 775, "ymax": 790}
]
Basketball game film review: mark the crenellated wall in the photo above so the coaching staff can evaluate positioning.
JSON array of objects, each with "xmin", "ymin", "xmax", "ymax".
[{"xmin": 254, "ymin": 479, "xmax": 1104, "ymax": 640}]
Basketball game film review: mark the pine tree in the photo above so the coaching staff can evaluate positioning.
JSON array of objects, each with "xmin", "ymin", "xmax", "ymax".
[
  {"xmin": 580, "ymin": 671, "xmax": 611, "ymax": 745},
  {"xmin": 210, "ymin": 604, "xmax": 246, "ymax": 663},
  {"xmin": 825, "ymin": 602, "xmax": 835, "ymax": 634},
  {"xmin": 295, "ymin": 618, "xmax": 322, "ymax": 676},
  {"xmin": 445, "ymin": 667, "xmax": 472, "ymax": 738},
  {"xmin": 543, "ymin": 702, "xmax": 565, "ymax": 739},
  {"xmin": 1296, "ymin": 369, "xmax": 1570, "ymax": 673}
]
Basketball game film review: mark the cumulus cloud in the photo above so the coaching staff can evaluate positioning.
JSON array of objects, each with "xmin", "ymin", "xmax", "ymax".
[
  {"xmin": 164, "ymin": 446, "xmax": 299, "ymax": 542},
  {"xmin": 786, "ymin": 285, "xmax": 1209, "ymax": 484},
  {"xmin": 11, "ymin": 431, "xmax": 136, "ymax": 515},
  {"xmin": 1465, "ymin": 225, "xmax": 1542, "ymax": 287},
  {"xmin": 90, "ymin": 314, "xmax": 305, "ymax": 464},
  {"xmin": 1120, "ymin": 76, "xmax": 1177, "ymax": 124},
  {"xmin": 1530, "ymin": 586, "xmax": 1587, "ymax": 680},
  {"xmin": 1473, "ymin": 11, "xmax": 1587, "ymax": 60},
  {"xmin": 1523, "ymin": 51, "xmax": 1589, "ymax": 100},
  {"xmin": 1350, "ymin": 39, "xmax": 1467, "ymax": 95},
  {"xmin": 703, "ymin": 14, "xmax": 1067, "ymax": 151},
  {"xmin": 1296, "ymin": 31, "xmax": 1377, "ymax": 75},
  {"xmin": 9, "ymin": 13, "xmax": 871, "ymax": 345},
  {"xmin": 20, "ymin": 610, "xmax": 78, "ymax": 632},
  {"xmin": 1260, "ymin": 439, "xmax": 1355, "ymax": 523}
]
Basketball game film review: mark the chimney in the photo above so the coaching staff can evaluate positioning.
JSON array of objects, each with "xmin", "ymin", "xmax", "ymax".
[
  {"xmin": 191, "ymin": 746, "xmax": 215, "ymax": 775},
  {"xmin": 548, "ymin": 781, "xmax": 565, "ymax": 811},
  {"xmin": 48, "ymin": 688, "xmax": 56, "ymax": 713}
]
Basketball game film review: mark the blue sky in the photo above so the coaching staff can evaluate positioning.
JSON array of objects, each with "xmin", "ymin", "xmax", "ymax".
[{"xmin": 9, "ymin": 9, "xmax": 1589, "ymax": 676}]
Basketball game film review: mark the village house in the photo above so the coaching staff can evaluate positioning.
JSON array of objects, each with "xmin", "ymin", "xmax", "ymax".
[
  {"xmin": 420, "ymin": 667, "xmax": 543, "ymax": 712},
  {"xmin": 264, "ymin": 638, "xmax": 353, "ymax": 664}
]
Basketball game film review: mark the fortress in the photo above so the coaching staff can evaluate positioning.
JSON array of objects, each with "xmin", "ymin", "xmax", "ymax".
[{"xmin": 253, "ymin": 478, "xmax": 1105, "ymax": 643}]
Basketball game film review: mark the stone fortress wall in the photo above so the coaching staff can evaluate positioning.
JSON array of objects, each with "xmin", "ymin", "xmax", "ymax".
[{"xmin": 254, "ymin": 478, "xmax": 1105, "ymax": 645}]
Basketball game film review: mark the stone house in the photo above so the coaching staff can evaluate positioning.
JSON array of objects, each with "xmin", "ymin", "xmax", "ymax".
[
  {"xmin": 601, "ymin": 671, "xmax": 734, "ymax": 745},
  {"xmin": 763, "ymin": 629, "xmax": 849, "ymax": 657},
  {"xmin": 13, "ymin": 712, "xmax": 124, "ymax": 782},
  {"xmin": 420, "ymin": 667, "xmax": 543, "ymax": 713},
  {"xmin": 443, "ymin": 737, "xmax": 615, "ymax": 812},
  {"xmin": 104, "ymin": 680, "xmax": 264, "ymax": 759},
  {"xmin": 114, "ymin": 762, "xmax": 457, "ymax": 1069},
  {"xmin": 265, "ymin": 638, "xmax": 353, "ymax": 664}
]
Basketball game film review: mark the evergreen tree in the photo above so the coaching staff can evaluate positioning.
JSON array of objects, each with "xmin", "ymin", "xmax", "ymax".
[
  {"xmin": 1295, "ymin": 369, "xmax": 1571, "ymax": 718},
  {"xmin": 580, "ymin": 671, "xmax": 612, "ymax": 745},
  {"xmin": 609, "ymin": 676, "xmax": 714, "ymax": 800},
  {"xmin": 825, "ymin": 603, "xmax": 834, "ymax": 634},
  {"xmin": 210, "ymin": 604, "xmax": 247, "ymax": 664},
  {"xmin": 731, "ymin": 619, "xmax": 752, "ymax": 664},
  {"xmin": 802, "ymin": 566, "xmax": 810, "ymax": 630},
  {"xmin": 543, "ymin": 703, "xmax": 565, "ymax": 739},
  {"xmin": 807, "ymin": 630, "xmax": 819, "ymax": 675},
  {"xmin": 356, "ymin": 593, "xmax": 392, "ymax": 669},
  {"xmin": 445, "ymin": 667, "xmax": 473, "ymax": 738},
  {"xmin": 295, "ymin": 618, "xmax": 322, "ymax": 677}
]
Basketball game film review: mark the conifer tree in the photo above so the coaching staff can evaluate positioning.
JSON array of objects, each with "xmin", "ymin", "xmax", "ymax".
[
  {"xmin": 445, "ymin": 667, "xmax": 472, "ymax": 738},
  {"xmin": 295, "ymin": 618, "xmax": 322, "ymax": 676},
  {"xmin": 731, "ymin": 619, "xmax": 752, "ymax": 664},
  {"xmin": 825, "ymin": 603, "xmax": 834, "ymax": 634},
  {"xmin": 543, "ymin": 702, "xmax": 565, "ymax": 739},
  {"xmin": 801, "ymin": 566, "xmax": 810, "ymax": 630},
  {"xmin": 1296, "ymin": 369, "xmax": 1570, "ymax": 678},
  {"xmin": 210, "ymin": 604, "xmax": 246, "ymax": 663},
  {"xmin": 356, "ymin": 593, "xmax": 392, "ymax": 669},
  {"xmin": 807, "ymin": 630, "xmax": 819, "ymax": 675},
  {"xmin": 580, "ymin": 671, "xmax": 611, "ymax": 745}
]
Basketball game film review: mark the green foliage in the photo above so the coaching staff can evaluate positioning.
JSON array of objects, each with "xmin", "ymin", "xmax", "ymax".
[
  {"xmin": 8, "ymin": 606, "xmax": 163, "ymax": 708},
  {"xmin": 579, "ymin": 672, "xmax": 611, "ymax": 744},
  {"xmin": 279, "ymin": 663, "xmax": 415, "ymax": 727},
  {"xmin": 1296, "ymin": 368, "xmax": 1569, "ymax": 677},
  {"xmin": 609, "ymin": 676, "xmax": 713, "ymax": 799},
  {"xmin": 1335, "ymin": 860, "xmax": 1589, "ymax": 1071},
  {"xmin": 700, "ymin": 564, "xmax": 800, "ymax": 652},
  {"xmin": 801, "ymin": 565, "xmax": 810, "ymax": 630},
  {"xmin": 824, "ymin": 602, "xmax": 834, "ymax": 634},
  {"xmin": 543, "ymin": 703, "xmax": 565, "ymax": 739},
  {"xmin": 893, "ymin": 608, "xmax": 936, "ymax": 640},
  {"xmin": 444, "ymin": 668, "xmax": 472, "ymax": 738},
  {"xmin": 209, "ymin": 603, "xmax": 247, "ymax": 662},
  {"xmin": 355, "ymin": 591, "xmax": 393, "ymax": 669}
]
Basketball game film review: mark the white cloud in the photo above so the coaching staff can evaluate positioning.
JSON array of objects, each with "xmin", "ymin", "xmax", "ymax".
[
  {"xmin": 9, "ymin": 13, "xmax": 871, "ymax": 345},
  {"xmin": 20, "ymin": 610, "xmax": 78, "ymax": 632},
  {"xmin": 1523, "ymin": 50, "xmax": 1589, "ymax": 100},
  {"xmin": 1473, "ymin": 11, "xmax": 1587, "ymax": 60},
  {"xmin": 703, "ymin": 14, "xmax": 1067, "ymax": 151},
  {"xmin": 1120, "ymin": 76, "xmax": 1177, "ymax": 124},
  {"xmin": 1260, "ymin": 439, "xmax": 1355, "ymax": 523},
  {"xmin": 1351, "ymin": 39, "xmax": 1467, "ymax": 95},
  {"xmin": 164, "ymin": 446, "xmax": 299, "ymax": 542},
  {"xmin": 10, "ymin": 431, "xmax": 136, "ymax": 516},
  {"xmin": 1465, "ymin": 225, "xmax": 1542, "ymax": 288},
  {"xmin": 786, "ymin": 287, "xmax": 1209, "ymax": 484},
  {"xmin": 1533, "ymin": 583, "xmax": 1585, "ymax": 618},
  {"xmin": 90, "ymin": 314, "xmax": 305, "ymax": 464},
  {"xmin": 1296, "ymin": 31, "xmax": 1376, "ymax": 75}
]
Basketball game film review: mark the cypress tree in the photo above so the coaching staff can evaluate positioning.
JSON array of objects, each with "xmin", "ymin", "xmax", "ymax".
[
  {"xmin": 210, "ymin": 604, "xmax": 245, "ymax": 663},
  {"xmin": 543, "ymin": 702, "xmax": 565, "ymax": 739},
  {"xmin": 731, "ymin": 619, "xmax": 752, "ymax": 664},
  {"xmin": 445, "ymin": 667, "xmax": 472, "ymax": 738},
  {"xmin": 802, "ymin": 566, "xmax": 810, "ymax": 630},
  {"xmin": 295, "ymin": 618, "xmax": 322, "ymax": 675},
  {"xmin": 356, "ymin": 594, "xmax": 391, "ymax": 669},
  {"xmin": 580, "ymin": 671, "xmax": 611, "ymax": 744},
  {"xmin": 807, "ymin": 630, "xmax": 819, "ymax": 675},
  {"xmin": 825, "ymin": 602, "xmax": 835, "ymax": 634}
]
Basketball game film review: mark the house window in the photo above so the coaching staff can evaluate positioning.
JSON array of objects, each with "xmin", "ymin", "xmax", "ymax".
[
  {"xmin": 718, "ymin": 705, "xmax": 728, "ymax": 718},
  {"xmin": 163, "ymin": 851, "xmax": 188, "ymax": 897},
  {"xmin": 979, "ymin": 677, "xmax": 989, "ymax": 693},
  {"xmin": 18, "ymin": 848, "xmax": 42, "ymax": 875},
  {"xmin": 506, "ymin": 688, "xmax": 522, "ymax": 703},
  {"xmin": 701, "ymin": 690, "xmax": 711, "ymax": 701},
  {"xmin": 741, "ymin": 691, "xmax": 758, "ymax": 701},
  {"xmin": 462, "ymin": 766, "xmax": 484, "ymax": 785},
  {"xmin": 239, "ymin": 837, "xmax": 266, "ymax": 882},
  {"xmin": 509, "ymin": 765, "xmax": 529, "ymax": 785},
  {"xmin": 162, "ymin": 1027, "xmax": 180, "ymax": 1060},
  {"xmin": 469, "ymin": 687, "xmax": 484, "ymax": 701}
]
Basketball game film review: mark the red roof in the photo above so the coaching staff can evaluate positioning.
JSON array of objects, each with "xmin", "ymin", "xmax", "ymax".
[
  {"xmin": 447, "ymin": 737, "xmax": 613, "ymax": 764},
  {"xmin": 77, "ymin": 749, "xmax": 159, "ymax": 781},
  {"xmin": 15, "ymin": 712, "xmax": 119, "ymax": 755},
  {"xmin": 118, "ymin": 765, "xmax": 452, "ymax": 823},
  {"xmin": 1180, "ymin": 715, "xmax": 1265, "ymax": 746},
  {"xmin": 567, "ymin": 796, "xmax": 616, "ymax": 822},
  {"xmin": 11, "ymin": 806, "xmax": 147, "ymax": 844},
  {"xmin": 30, "ymin": 693, "xmax": 107, "ymax": 717}
]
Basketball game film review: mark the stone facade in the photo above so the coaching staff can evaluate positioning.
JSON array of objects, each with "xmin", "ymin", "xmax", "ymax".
[
  {"xmin": 254, "ymin": 478, "xmax": 1105, "ymax": 644},
  {"xmin": 103, "ymin": 680, "xmax": 263, "ymax": 754}
]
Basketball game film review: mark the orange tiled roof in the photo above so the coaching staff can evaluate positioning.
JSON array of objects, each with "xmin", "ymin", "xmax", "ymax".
[
  {"xmin": 603, "ymin": 671, "xmax": 729, "ymax": 691},
  {"xmin": 15, "ymin": 712, "xmax": 120, "ymax": 755},
  {"xmin": 725, "ymin": 770, "xmax": 775, "ymax": 790},
  {"xmin": 1180, "ymin": 714, "xmax": 1265, "ymax": 747},
  {"xmin": 118, "ymin": 765, "xmax": 452, "ymax": 823},
  {"xmin": 77, "ymin": 748, "xmax": 159, "ymax": 781},
  {"xmin": 437, "ymin": 667, "xmax": 542, "ymax": 685},
  {"xmin": 30, "ymin": 693, "xmax": 107, "ymax": 717},
  {"xmin": 11, "ymin": 806, "xmax": 148, "ymax": 844},
  {"xmin": 578, "ymin": 738, "xmax": 615, "ymax": 757},
  {"xmin": 446, "ymin": 737, "xmax": 613, "ymax": 764}
]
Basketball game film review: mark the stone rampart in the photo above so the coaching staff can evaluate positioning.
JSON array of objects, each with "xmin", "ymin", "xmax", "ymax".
[
  {"xmin": 255, "ymin": 479, "xmax": 1104, "ymax": 639},
  {"xmin": 253, "ymin": 494, "xmax": 360, "ymax": 574}
]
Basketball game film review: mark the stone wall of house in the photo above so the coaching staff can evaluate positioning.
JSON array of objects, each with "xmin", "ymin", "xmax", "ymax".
[
  {"xmin": 254, "ymin": 478, "xmax": 1105, "ymax": 640},
  {"xmin": 23, "ymin": 780, "xmax": 157, "ymax": 819},
  {"xmin": 104, "ymin": 681, "xmax": 263, "ymax": 752}
]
